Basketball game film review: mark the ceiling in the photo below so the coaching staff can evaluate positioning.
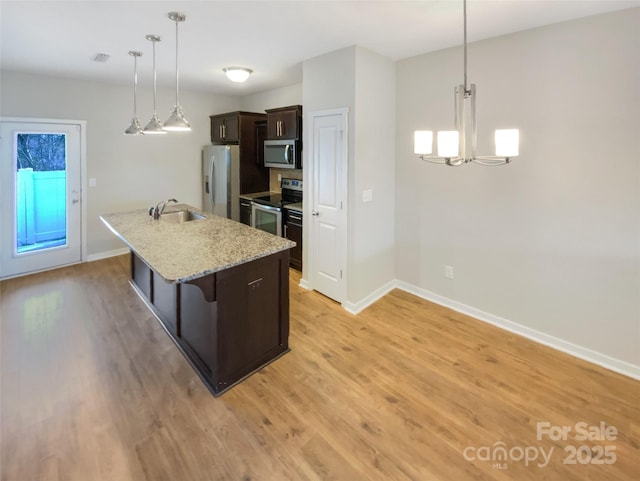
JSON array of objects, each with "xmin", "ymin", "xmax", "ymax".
[{"xmin": 2, "ymin": 0, "xmax": 638, "ymax": 96}]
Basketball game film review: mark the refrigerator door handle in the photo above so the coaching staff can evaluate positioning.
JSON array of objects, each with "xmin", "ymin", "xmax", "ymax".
[{"xmin": 209, "ymin": 156, "xmax": 215, "ymax": 211}]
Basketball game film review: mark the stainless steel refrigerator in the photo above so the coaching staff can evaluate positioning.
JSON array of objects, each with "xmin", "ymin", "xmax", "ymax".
[{"xmin": 202, "ymin": 145, "xmax": 240, "ymax": 221}]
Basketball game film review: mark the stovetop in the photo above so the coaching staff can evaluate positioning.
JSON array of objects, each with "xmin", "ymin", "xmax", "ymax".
[{"xmin": 252, "ymin": 178, "xmax": 303, "ymax": 209}]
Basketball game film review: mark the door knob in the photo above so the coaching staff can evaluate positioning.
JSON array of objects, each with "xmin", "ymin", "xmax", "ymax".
[{"xmin": 311, "ymin": 210, "xmax": 319, "ymax": 216}]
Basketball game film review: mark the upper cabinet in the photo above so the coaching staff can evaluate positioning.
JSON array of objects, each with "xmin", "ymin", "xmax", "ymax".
[
  {"xmin": 210, "ymin": 112, "xmax": 244, "ymax": 143},
  {"xmin": 209, "ymin": 111, "xmax": 269, "ymax": 194},
  {"xmin": 266, "ymin": 105, "xmax": 302, "ymax": 140}
]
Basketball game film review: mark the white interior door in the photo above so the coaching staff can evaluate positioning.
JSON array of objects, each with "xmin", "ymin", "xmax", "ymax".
[
  {"xmin": 309, "ymin": 109, "xmax": 347, "ymax": 303},
  {"xmin": 0, "ymin": 120, "xmax": 83, "ymax": 278}
]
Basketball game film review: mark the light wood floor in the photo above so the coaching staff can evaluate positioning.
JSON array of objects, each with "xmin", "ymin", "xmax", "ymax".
[{"xmin": 1, "ymin": 255, "xmax": 638, "ymax": 481}]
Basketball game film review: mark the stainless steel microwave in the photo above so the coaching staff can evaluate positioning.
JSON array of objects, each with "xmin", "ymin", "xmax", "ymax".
[{"xmin": 264, "ymin": 139, "xmax": 300, "ymax": 169}]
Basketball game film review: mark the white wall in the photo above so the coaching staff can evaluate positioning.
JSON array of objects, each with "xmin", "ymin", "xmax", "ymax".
[
  {"xmin": 351, "ymin": 47, "xmax": 396, "ymax": 304},
  {"xmin": 239, "ymin": 83, "xmax": 302, "ymax": 112},
  {"xmin": 0, "ymin": 71, "xmax": 239, "ymax": 256},
  {"xmin": 302, "ymin": 46, "xmax": 396, "ymax": 307},
  {"xmin": 395, "ymin": 9, "xmax": 640, "ymax": 369}
]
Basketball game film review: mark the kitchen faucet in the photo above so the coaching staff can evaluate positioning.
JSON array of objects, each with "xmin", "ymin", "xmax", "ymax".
[{"xmin": 149, "ymin": 198, "xmax": 178, "ymax": 220}]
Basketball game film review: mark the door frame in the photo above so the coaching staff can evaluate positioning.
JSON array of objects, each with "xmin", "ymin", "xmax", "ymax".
[
  {"xmin": 0, "ymin": 117, "xmax": 87, "ymax": 279},
  {"xmin": 301, "ymin": 108, "xmax": 349, "ymax": 304}
]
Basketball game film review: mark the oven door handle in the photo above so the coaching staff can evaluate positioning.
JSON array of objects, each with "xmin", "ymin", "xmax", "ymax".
[{"xmin": 253, "ymin": 203, "xmax": 281, "ymax": 212}]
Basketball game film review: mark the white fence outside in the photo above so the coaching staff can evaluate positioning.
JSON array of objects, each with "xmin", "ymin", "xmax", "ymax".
[{"xmin": 16, "ymin": 168, "xmax": 66, "ymax": 248}]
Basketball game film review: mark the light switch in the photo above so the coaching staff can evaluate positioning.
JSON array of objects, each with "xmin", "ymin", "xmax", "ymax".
[
  {"xmin": 363, "ymin": 189, "xmax": 373, "ymax": 202},
  {"xmin": 89, "ymin": 178, "xmax": 97, "ymax": 187}
]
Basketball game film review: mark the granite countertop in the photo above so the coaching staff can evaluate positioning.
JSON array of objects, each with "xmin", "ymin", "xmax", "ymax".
[
  {"xmin": 284, "ymin": 202, "xmax": 303, "ymax": 213},
  {"xmin": 238, "ymin": 191, "xmax": 274, "ymax": 200},
  {"xmin": 100, "ymin": 203, "xmax": 295, "ymax": 283}
]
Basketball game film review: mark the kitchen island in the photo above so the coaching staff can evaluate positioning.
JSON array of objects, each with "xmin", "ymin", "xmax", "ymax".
[{"xmin": 100, "ymin": 204, "xmax": 294, "ymax": 396}]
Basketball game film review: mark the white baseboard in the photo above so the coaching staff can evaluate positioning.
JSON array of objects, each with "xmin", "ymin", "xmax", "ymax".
[
  {"xmin": 86, "ymin": 247, "xmax": 129, "ymax": 262},
  {"xmin": 343, "ymin": 279, "xmax": 398, "ymax": 315},
  {"xmin": 393, "ymin": 280, "xmax": 640, "ymax": 381},
  {"xmin": 298, "ymin": 278, "xmax": 312, "ymax": 290}
]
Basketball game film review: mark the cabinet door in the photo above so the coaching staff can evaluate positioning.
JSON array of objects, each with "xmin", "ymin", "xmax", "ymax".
[
  {"xmin": 211, "ymin": 116, "xmax": 225, "ymax": 143},
  {"xmin": 285, "ymin": 212, "xmax": 303, "ymax": 270},
  {"xmin": 210, "ymin": 114, "xmax": 239, "ymax": 143},
  {"xmin": 131, "ymin": 253, "xmax": 152, "ymax": 300},
  {"xmin": 266, "ymin": 107, "xmax": 301, "ymax": 140},
  {"xmin": 239, "ymin": 199, "xmax": 252, "ymax": 226},
  {"xmin": 222, "ymin": 115, "xmax": 239, "ymax": 142},
  {"xmin": 216, "ymin": 256, "xmax": 282, "ymax": 382}
]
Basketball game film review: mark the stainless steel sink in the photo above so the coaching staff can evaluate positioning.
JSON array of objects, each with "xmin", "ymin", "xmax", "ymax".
[{"xmin": 161, "ymin": 210, "xmax": 206, "ymax": 224}]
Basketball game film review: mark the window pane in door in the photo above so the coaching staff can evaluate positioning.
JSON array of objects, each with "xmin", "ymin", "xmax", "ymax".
[{"xmin": 15, "ymin": 133, "xmax": 67, "ymax": 253}]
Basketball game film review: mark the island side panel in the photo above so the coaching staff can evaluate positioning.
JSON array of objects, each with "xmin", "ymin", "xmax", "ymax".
[{"xmin": 180, "ymin": 275, "xmax": 220, "ymax": 388}]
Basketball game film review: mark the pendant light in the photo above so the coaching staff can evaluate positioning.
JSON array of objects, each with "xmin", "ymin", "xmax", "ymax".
[
  {"xmin": 163, "ymin": 11, "xmax": 191, "ymax": 132},
  {"xmin": 124, "ymin": 51, "xmax": 143, "ymax": 135},
  {"xmin": 143, "ymin": 35, "xmax": 166, "ymax": 135},
  {"xmin": 413, "ymin": 0, "xmax": 519, "ymax": 166}
]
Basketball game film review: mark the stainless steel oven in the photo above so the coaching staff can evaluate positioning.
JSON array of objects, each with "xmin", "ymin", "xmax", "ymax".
[
  {"xmin": 251, "ymin": 203, "xmax": 282, "ymax": 236},
  {"xmin": 250, "ymin": 178, "xmax": 302, "ymax": 238}
]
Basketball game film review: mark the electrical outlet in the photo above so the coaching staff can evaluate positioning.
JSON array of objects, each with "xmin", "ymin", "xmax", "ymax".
[
  {"xmin": 89, "ymin": 178, "xmax": 97, "ymax": 187},
  {"xmin": 363, "ymin": 189, "xmax": 373, "ymax": 202},
  {"xmin": 445, "ymin": 265, "xmax": 454, "ymax": 279},
  {"xmin": 277, "ymin": 173, "xmax": 282, "ymax": 182}
]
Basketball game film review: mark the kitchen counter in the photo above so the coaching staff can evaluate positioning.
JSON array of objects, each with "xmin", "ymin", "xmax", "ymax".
[
  {"xmin": 100, "ymin": 203, "xmax": 293, "ymax": 396},
  {"xmin": 100, "ymin": 203, "xmax": 294, "ymax": 283},
  {"xmin": 284, "ymin": 202, "xmax": 303, "ymax": 213},
  {"xmin": 238, "ymin": 191, "xmax": 273, "ymax": 201}
]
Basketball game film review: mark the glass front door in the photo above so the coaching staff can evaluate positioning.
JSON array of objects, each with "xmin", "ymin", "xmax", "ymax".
[{"xmin": 1, "ymin": 120, "xmax": 83, "ymax": 278}]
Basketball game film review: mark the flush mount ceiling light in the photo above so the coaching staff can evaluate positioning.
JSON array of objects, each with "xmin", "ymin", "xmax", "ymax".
[
  {"xmin": 124, "ymin": 51, "xmax": 143, "ymax": 135},
  {"xmin": 143, "ymin": 35, "xmax": 166, "ymax": 135},
  {"xmin": 223, "ymin": 67, "xmax": 252, "ymax": 83},
  {"xmin": 414, "ymin": 0, "xmax": 519, "ymax": 166},
  {"xmin": 163, "ymin": 11, "xmax": 191, "ymax": 132}
]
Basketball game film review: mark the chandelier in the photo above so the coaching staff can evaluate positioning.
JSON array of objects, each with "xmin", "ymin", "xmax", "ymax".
[{"xmin": 414, "ymin": 0, "xmax": 519, "ymax": 166}]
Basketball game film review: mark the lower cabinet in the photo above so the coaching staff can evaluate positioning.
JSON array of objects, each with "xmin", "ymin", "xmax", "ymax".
[
  {"xmin": 239, "ymin": 198, "xmax": 252, "ymax": 226},
  {"xmin": 284, "ymin": 209, "xmax": 302, "ymax": 271},
  {"xmin": 130, "ymin": 250, "xmax": 290, "ymax": 396}
]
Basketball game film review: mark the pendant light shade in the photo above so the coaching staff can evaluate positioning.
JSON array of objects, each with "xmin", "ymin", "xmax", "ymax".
[
  {"xmin": 163, "ymin": 12, "xmax": 191, "ymax": 132},
  {"xmin": 143, "ymin": 35, "xmax": 166, "ymax": 135},
  {"xmin": 124, "ymin": 51, "xmax": 143, "ymax": 135}
]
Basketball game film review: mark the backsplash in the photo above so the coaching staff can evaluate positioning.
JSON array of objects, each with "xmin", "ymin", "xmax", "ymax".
[{"xmin": 269, "ymin": 168, "xmax": 302, "ymax": 192}]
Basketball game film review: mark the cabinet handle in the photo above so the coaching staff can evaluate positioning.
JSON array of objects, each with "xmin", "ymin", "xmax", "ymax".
[
  {"xmin": 222, "ymin": 123, "xmax": 226, "ymax": 139},
  {"xmin": 219, "ymin": 125, "xmax": 223, "ymax": 139},
  {"xmin": 289, "ymin": 214, "xmax": 302, "ymax": 221},
  {"xmin": 284, "ymin": 224, "xmax": 288, "ymax": 237},
  {"xmin": 240, "ymin": 202, "xmax": 251, "ymax": 207}
]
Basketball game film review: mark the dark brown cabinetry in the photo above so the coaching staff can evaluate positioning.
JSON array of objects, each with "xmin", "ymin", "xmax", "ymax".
[
  {"xmin": 210, "ymin": 111, "xmax": 269, "ymax": 194},
  {"xmin": 239, "ymin": 198, "xmax": 252, "ymax": 226},
  {"xmin": 210, "ymin": 113, "xmax": 240, "ymax": 143},
  {"xmin": 284, "ymin": 209, "xmax": 302, "ymax": 271},
  {"xmin": 130, "ymin": 250, "xmax": 290, "ymax": 396},
  {"xmin": 266, "ymin": 105, "xmax": 302, "ymax": 140}
]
